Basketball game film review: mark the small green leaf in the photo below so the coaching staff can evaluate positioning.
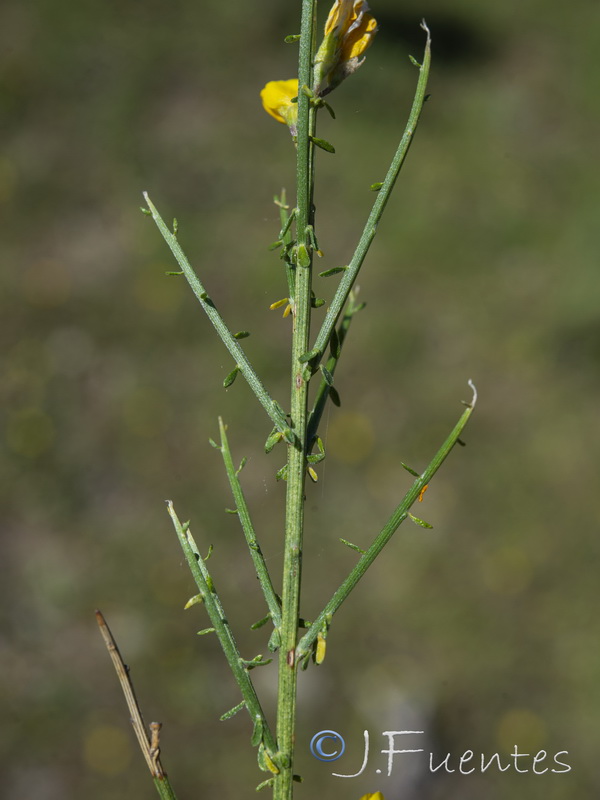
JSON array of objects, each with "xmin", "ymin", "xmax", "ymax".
[
  {"xmin": 257, "ymin": 742, "xmax": 280, "ymax": 775},
  {"xmin": 184, "ymin": 593, "xmax": 204, "ymax": 609},
  {"xmin": 225, "ymin": 507, "xmax": 238, "ymax": 515},
  {"xmin": 197, "ymin": 627, "xmax": 216, "ymax": 636},
  {"xmin": 165, "ymin": 270, "xmax": 183, "ymax": 276},
  {"xmin": 236, "ymin": 456, "xmax": 247, "ymax": 474},
  {"xmin": 298, "ymin": 347, "xmax": 321, "ymax": 364},
  {"xmin": 329, "ymin": 386, "xmax": 341, "ymax": 407},
  {"xmin": 223, "ymin": 366, "xmax": 240, "ymax": 388},
  {"xmin": 340, "ymin": 538, "xmax": 366, "ymax": 554},
  {"xmin": 172, "ymin": 218, "xmax": 178, "ymax": 234},
  {"xmin": 140, "ymin": 206, "xmax": 152, "ymax": 215},
  {"xmin": 284, "ymin": 33, "xmax": 301, "ymax": 43},
  {"xmin": 251, "ymin": 717, "xmax": 264, "ymax": 747},
  {"xmin": 319, "ymin": 266, "xmax": 347, "ymax": 278},
  {"xmin": 281, "ymin": 427, "xmax": 296, "ymax": 445},
  {"xmin": 408, "ymin": 512, "xmax": 433, "ymax": 529},
  {"xmin": 401, "ymin": 462, "xmax": 420, "ymax": 477},
  {"xmin": 275, "ymin": 464, "xmax": 288, "ymax": 482},
  {"xmin": 323, "ymin": 101, "xmax": 336, "ymax": 119},
  {"xmin": 296, "ymin": 243, "xmax": 311, "ymax": 267},
  {"xmin": 301, "ymin": 364, "xmax": 313, "ymax": 383},
  {"xmin": 409, "ymin": 54, "xmax": 421, "ymax": 67},
  {"xmin": 311, "ymin": 296, "xmax": 325, "ymax": 308},
  {"xmin": 311, "ymin": 136, "xmax": 335, "ymax": 153},
  {"xmin": 220, "ymin": 700, "xmax": 246, "ymax": 721},
  {"xmin": 208, "ymin": 437, "xmax": 220, "ymax": 449},
  {"xmin": 319, "ymin": 365, "xmax": 334, "ymax": 386},
  {"xmin": 299, "ymin": 652, "xmax": 311, "ymax": 671},
  {"xmin": 370, "ymin": 182, "xmax": 383, "ymax": 191},
  {"xmin": 255, "ymin": 778, "xmax": 275, "ymax": 792},
  {"xmin": 264, "ymin": 429, "xmax": 283, "ymax": 454},
  {"xmin": 250, "ymin": 614, "xmax": 270, "ymax": 630},
  {"xmin": 329, "ymin": 328, "xmax": 341, "ymax": 359},
  {"xmin": 268, "ymin": 240, "xmax": 283, "ymax": 251},
  {"xmin": 268, "ymin": 628, "xmax": 281, "ymax": 652},
  {"xmin": 242, "ymin": 654, "xmax": 273, "ymax": 669},
  {"xmin": 234, "ymin": 330, "xmax": 250, "ymax": 340}
]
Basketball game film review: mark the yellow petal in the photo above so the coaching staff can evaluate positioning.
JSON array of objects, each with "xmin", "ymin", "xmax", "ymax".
[
  {"xmin": 341, "ymin": 4, "xmax": 378, "ymax": 61},
  {"xmin": 359, "ymin": 793, "xmax": 385, "ymax": 800},
  {"xmin": 260, "ymin": 79, "xmax": 299, "ymax": 128},
  {"xmin": 324, "ymin": 0, "xmax": 355, "ymax": 36}
]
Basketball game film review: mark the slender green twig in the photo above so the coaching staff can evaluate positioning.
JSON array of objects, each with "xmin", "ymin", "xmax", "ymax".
[
  {"xmin": 311, "ymin": 22, "xmax": 432, "ymax": 361},
  {"xmin": 143, "ymin": 193, "xmax": 294, "ymax": 445},
  {"xmin": 296, "ymin": 381, "xmax": 477, "ymax": 662},
  {"xmin": 274, "ymin": 2, "xmax": 318, "ymax": 797},
  {"xmin": 306, "ymin": 289, "xmax": 363, "ymax": 446},
  {"xmin": 95, "ymin": 610, "xmax": 179, "ymax": 800},
  {"xmin": 217, "ymin": 418, "xmax": 282, "ymax": 629},
  {"xmin": 275, "ymin": 189, "xmax": 296, "ymax": 300},
  {"xmin": 166, "ymin": 502, "xmax": 277, "ymax": 757}
]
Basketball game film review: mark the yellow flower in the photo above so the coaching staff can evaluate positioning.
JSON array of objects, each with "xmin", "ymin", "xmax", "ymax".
[
  {"xmin": 260, "ymin": 79, "xmax": 299, "ymax": 132},
  {"xmin": 359, "ymin": 793, "xmax": 385, "ymax": 800},
  {"xmin": 314, "ymin": 0, "xmax": 378, "ymax": 95}
]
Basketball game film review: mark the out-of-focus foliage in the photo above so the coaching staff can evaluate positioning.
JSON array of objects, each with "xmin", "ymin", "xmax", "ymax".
[{"xmin": 1, "ymin": 1, "xmax": 599, "ymax": 799}]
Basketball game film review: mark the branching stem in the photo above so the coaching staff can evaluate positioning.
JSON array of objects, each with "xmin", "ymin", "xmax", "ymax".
[
  {"xmin": 274, "ymin": 2, "xmax": 318, "ymax": 798},
  {"xmin": 296, "ymin": 381, "xmax": 477, "ymax": 661},
  {"xmin": 312, "ymin": 22, "xmax": 432, "ymax": 361}
]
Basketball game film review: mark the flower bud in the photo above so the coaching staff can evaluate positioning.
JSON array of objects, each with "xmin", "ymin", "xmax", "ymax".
[{"xmin": 314, "ymin": 0, "xmax": 378, "ymax": 96}]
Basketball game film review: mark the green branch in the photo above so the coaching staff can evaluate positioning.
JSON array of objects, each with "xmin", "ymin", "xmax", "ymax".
[
  {"xmin": 166, "ymin": 501, "xmax": 277, "ymax": 758},
  {"xmin": 143, "ymin": 193, "xmax": 294, "ymax": 445},
  {"xmin": 311, "ymin": 22, "xmax": 432, "ymax": 361},
  {"xmin": 296, "ymin": 381, "xmax": 477, "ymax": 663},
  {"xmin": 217, "ymin": 418, "xmax": 282, "ymax": 630},
  {"xmin": 306, "ymin": 289, "xmax": 364, "ymax": 446}
]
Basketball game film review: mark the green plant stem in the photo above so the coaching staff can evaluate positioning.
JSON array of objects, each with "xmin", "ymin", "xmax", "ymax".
[
  {"xmin": 296, "ymin": 381, "xmax": 477, "ymax": 662},
  {"xmin": 152, "ymin": 777, "xmax": 179, "ymax": 800},
  {"xmin": 274, "ymin": 2, "xmax": 317, "ymax": 798},
  {"xmin": 217, "ymin": 418, "xmax": 282, "ymax": 629},
  {"xmin": 306, "ymin": 290, "xmax": 363, "ymax": 446},
  {"xmin": 166, "ymin": 501, "xmax": 277, "ymax": 756},
  {"xmin": 143, "ymin": 193, "xmax": 294, "ymax": 445},
  {"xmin": 311, "ymin": 23, "xmax": 432, "ymax": 361},
  {"xmin": 276, "ymin": 189, "xmax": 296, "ymax": 300}
]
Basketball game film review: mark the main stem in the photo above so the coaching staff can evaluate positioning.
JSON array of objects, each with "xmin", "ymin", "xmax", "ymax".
[{"xmin": 274, "ymin": 2, "xmax": 317, "ymax": 798}]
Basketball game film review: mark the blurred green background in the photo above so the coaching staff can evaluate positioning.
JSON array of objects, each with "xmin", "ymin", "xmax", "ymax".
[{"xmin": 2, "ymin": 0, "xmax": 599, "ymax": 798}]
